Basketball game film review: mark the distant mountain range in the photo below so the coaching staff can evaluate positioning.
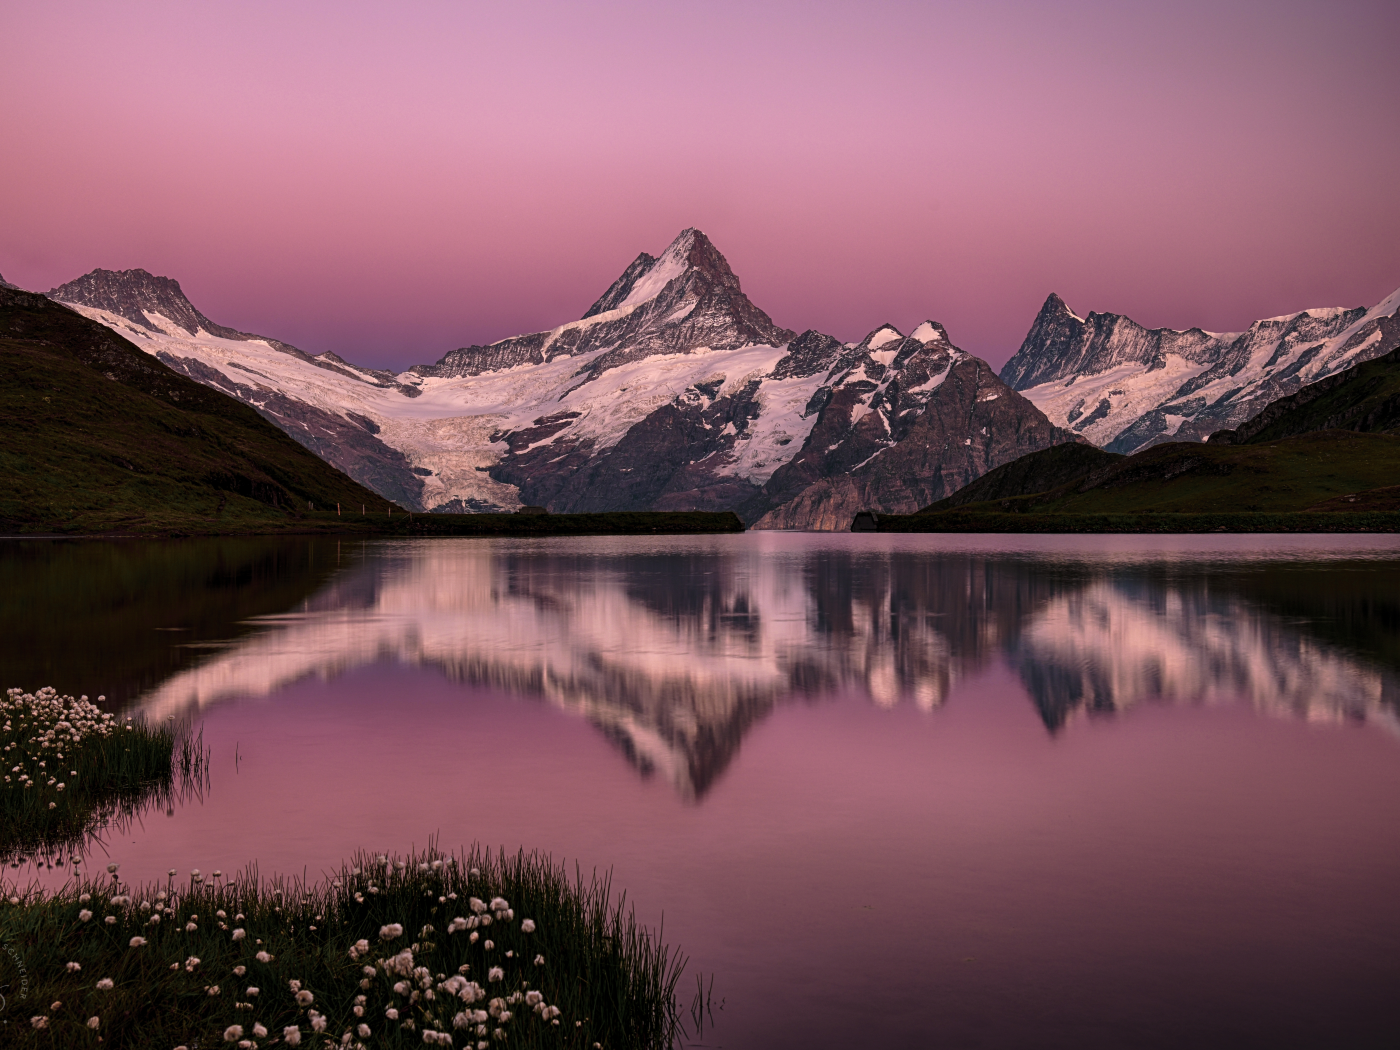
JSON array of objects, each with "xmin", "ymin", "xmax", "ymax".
[
  {"xmin": 35, "ymin": 235, "xmax": 1400, "ymax": 526},
  {"xmin": 46, "ymin": 231, "xmax": 1074, "ymax": 528},
  {"xmin": 1002, "ymin": 287, "xmax": 1400, "ymax": 453}
]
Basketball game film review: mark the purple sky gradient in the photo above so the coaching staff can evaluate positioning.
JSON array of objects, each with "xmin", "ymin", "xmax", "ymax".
[{"xmin": 2, "ymin": 0, "xmax": 1397, "ymax": 371}]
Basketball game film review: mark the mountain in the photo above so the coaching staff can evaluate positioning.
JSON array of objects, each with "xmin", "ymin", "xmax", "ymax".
[
  {"xmin": 47, "ymin": 268, "xmax": 430, "ymax": 508},
  {"xmin": 1000, "ymin": 286, "xmax": 1400, "ymax": 454},
  {"xmin": 1208, "ymin": 342, "xmax": 1400, "ymax": 445},
  {"xmin": 0, "ymin": 285, "xmax": 397, "ymax": 533},
  {"xmin": 0, "ymin": 273, "xmax": 23, "ymax": 291},
  {"xmin": 51, "ymin": 230, "xmax": 1074, "ymax": 527}
]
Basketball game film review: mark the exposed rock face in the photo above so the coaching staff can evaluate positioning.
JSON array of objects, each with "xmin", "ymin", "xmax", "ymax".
[
  {"xmin": 0, "ymin": 273, "xmax": 23, "ymax": 291},
  {"xmin": 52, "ymin": 231, "xmax": 1074, "ymax": 525},
  {"xmin": 1002, "ymin": 288, "xmax": 1400, "ymax": 453},
  {"xmin": 750, "ymin": 331, "xmax": 1078, "ymax": 529},
  {"xmin": 416, "ymin": 229, "xmax": 795, "ymax": 380},
  {"xmin": 50, "ymin": 268, "xmax": 305, "ymax": 354}
]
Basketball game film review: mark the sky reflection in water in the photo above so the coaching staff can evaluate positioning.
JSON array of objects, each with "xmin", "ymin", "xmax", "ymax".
[{"xmin": 8, "ymin": 533, "xmax": 1400, "ymax": 1049}]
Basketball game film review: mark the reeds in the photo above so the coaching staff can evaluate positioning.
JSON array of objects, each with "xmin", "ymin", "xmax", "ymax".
[{"xmin": 1, "ymin": 843, "xmax": 687, "ymax": 1049}]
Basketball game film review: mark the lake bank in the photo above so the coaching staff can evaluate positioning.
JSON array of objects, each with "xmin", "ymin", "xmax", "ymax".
[{"xmin": 868, "ymin": 509, "xmax": 1400, "ymax": 532}]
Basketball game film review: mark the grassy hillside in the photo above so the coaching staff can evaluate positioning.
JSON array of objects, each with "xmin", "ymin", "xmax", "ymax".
[
  {"xmin": 924, "ymin": 441, "xmax": 1122, "ymax": 510},
  {"xmin": 993, "ymin": 430, "xmax": 1400, "ymax": 515},
  {"xmin": 1, "ymin": 286, "xmax": 399, "ymax": 534},
  {"xmin": 882, "ymin": 428, "xmax": 1400, "ymax": 531}
]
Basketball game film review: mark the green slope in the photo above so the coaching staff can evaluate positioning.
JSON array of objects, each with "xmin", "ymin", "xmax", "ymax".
[
  {"xmin": 924, "ymin": 441, "xmax": 1122, "ymax": 510},
  {"xmin": 0, "ymin": 286, "xmax": 398, "ymax": 534},
  {"xmin": 904, "ymin": 429, "xmax": 1400, "ymax": 519}
]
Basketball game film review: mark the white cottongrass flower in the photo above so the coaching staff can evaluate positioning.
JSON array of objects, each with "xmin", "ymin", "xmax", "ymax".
[
  {"xmin": 30, "ymin": 1017, "xmax": 48, "ymax": 1029},
  {"xmin": 223, "ymin": 1025, "xmax": 243, "ymax": 1042},
  {"xmin": 87, "ymin": 1016, "xmax": 100, "ymax": 1029},
  {"xmin": 207, "ymin": 986, "xmax": 221, "ymax": 996},
  {"xmin": 283, "ymin": 1028, "xmax": 302, "ymax": 1047},
  {"xmin": 489, "ymin": 897, "xmax": 508, "ymax": 912},
  {"xmin": 185, "ymin": 956, "xmax": 200, "ymax": 972},
  {"xmin": 310, "ymin": 1012, "xmax": 327, "ymax": 1032},
  {"xmin": 386, "ymin": 1007, "xmax": 400, "ymax": 1020},
  {"xmin": 533, "ymin": 955, "xmax": 545, "ymax": 966},
  {"xmin": 129, "ymin": 936, "xmax": 147, "ymax": 948},
  {"xmin": 185, "ymin": 921, "xmax": 198, "ymax": 932},
  {"xmin": 232, "ymin": 928, "xmax": 246, "ymax": 941},
  {"xmin": 289, "ymin": 979, "xmax": 302, "ymax": 992},
  {"xmin": 520, "ymin": 919, "xmax": 536, "ymax": 933},
  {"xmin": 380, "ymin": 923, "xmax": 404, "ymax": 940},
  {"xmin": 66, "ymin": 961, "xmax": 81, "ymax": 972},
  {"xmin": 358, "ymin": 1024, "xmax": 371, "ymax": 1037},
  {"xmin": 233, "ymin": 965, "xmax": 246, "ymax": 976},
  {"xmin": 104, "ymin": 916, "xmax": 116, "ymax": 925},
  {"xmin": 348, "ymin": 938, "xmax": 370, "ymax": 960},
  {"xmin": 483, "ymin": 940, "xmax": 494, "ymax": 951},
  {"xmin": 246, "ymin": 986, "xmax": 259, "ymax": 997},
  {"xmin": 296, "ymin": 989, "xmax": 314, "ymax": 1007},
  {"xmin": 252, "ymin": 1023, "xmax": 267, "ymax": 1038},
  {"xmin": 96, "ymin": 978, "xmax": 114, "ymax": 991},
  {"xmin": 256, "ymin": 951, "xmax": 272, "ymax": 963},
  {"xmin": 470, "ymin": 932, "xmax": 479, "ymax": 944},
  {"xmin": 488, "ymin": 967, "xmax": 504, "ymax": 983},
  {"xmin": 78, "ymin": 909, "xmax": 93, "ymax": 922},
  {"xmin": 469, "ymin": 898, "xmax": 486, "ymax": 914}
]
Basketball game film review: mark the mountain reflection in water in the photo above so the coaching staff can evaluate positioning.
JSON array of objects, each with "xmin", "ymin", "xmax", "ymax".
[{"xmin": 124, "ymin": 536, "xmax": 1400, "ymax": 799}]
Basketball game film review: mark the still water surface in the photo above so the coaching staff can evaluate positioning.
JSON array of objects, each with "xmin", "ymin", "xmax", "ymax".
[{"xmin": 5, "ymin": 533, "xmax": 1400, "ymax": 1049}]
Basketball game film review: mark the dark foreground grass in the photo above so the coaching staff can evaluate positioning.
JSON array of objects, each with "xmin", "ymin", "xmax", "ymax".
[
  {"xmin": 1, "ymin": 845, "xmax": 686, "ymax": 1050},
  {"xmin": 1, "ymin": 688, "xmax": 205, "ymax": 862}
]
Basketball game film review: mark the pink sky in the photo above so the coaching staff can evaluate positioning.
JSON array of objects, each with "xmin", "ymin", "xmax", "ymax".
[{"xmin": 3, "ymin": 0, "xmax": 1397, "ymax": 371}]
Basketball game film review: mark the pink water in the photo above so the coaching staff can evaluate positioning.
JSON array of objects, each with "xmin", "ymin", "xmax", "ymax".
[{"xmin": 9, "ymin": 534, "xmax": 1400, "ymax": 1048}]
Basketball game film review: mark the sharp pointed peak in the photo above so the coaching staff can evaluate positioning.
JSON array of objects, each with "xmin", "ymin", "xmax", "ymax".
[{"xmin": 1039, "ymin": 292, "xmax": 1084, "ymax": 324}]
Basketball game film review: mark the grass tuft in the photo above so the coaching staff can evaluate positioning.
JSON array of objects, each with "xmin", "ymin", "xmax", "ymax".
[{"xmin": 1, "ymin": 844, "xmax": 687, "ymax": 1049}]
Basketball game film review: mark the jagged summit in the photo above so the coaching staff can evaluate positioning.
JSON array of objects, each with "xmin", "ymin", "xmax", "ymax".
[
  {"xmin": 49, "ymin": 268, "xmax": 303, "ymax": 354},
  {"xmin": 1001, "ymin": 285, "xmax": 1400, "ymax": 453},
  {"xmin": 0, "ymin": 273, "xmax": 22, "ymax": 291},
  {"xmin": 51, "ymin": 268, "xmax": 221, "ymax": 337},
  {"xmin": 419, "ymin": 228, "xmax": 794, "ymax": 379}
]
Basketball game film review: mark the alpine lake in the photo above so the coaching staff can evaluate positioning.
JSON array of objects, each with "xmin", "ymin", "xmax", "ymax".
[{"xmin": 4, "ymin": 532, "xmax": 1400, "ymax": 1050}]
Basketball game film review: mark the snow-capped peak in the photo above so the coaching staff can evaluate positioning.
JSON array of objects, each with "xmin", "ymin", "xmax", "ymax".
[
  {"xmin": 866, "ymin": 326, "xmax": 903, "ymax": 351},
  {"xmin": 615, "ymin": 229, "xmax": 697, "ymax": 311},
  {"xmin": 910, "ymin": 321, "xmax": 946, "ymax": 344}
]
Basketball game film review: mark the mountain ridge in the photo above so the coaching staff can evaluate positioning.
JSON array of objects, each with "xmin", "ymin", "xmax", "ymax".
[
  {"xmin": 1001, "ymin": 286, "xmax": 1400, "ymax": 454},
  {"xmin": 48, "ymin": 229, "xmax": 1075, "ymax": 527}
]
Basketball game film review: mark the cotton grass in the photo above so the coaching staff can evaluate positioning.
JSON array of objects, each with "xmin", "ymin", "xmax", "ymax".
[
  {"xmin": 1, "ymin": 843, "xmax": 686, "ymax": 1049},
  {"xmin": 1, "ymin": 687, "xmax": 207, "ymax": 862}
]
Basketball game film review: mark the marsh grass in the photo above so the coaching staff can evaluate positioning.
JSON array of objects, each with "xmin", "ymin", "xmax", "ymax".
[
  {"xmin": 1, "ymin": 688, "xmax": 208, "ymax": 863},
  {"xmin": 2, "ymin": 844, "xmax": 686, "ymax": 1050}
]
